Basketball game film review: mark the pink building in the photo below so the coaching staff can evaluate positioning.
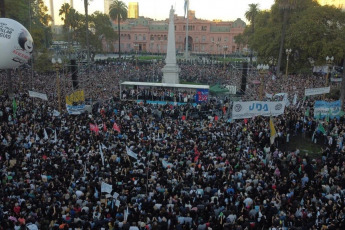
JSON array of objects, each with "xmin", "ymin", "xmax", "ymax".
[{"xmin": 109, "ymin": 11, "xmax": 246, "ymax": 55}]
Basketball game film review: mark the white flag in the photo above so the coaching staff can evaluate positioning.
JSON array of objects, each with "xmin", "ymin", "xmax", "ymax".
[
  {"xmin": 101, "ymin": 182, "xmax": 112, "ymax": 193},
  {"xmin": 35, "ymin": 134, "xmax": 40, "ymax": 141},
  {"xmin": 99, "ymin": 144, "xmax": 105, "ymax": 166},
  {"xmin": 44, "ymin": 129, "xmax": 49, "ymax": 140},
  {"xmin": 293, "ymin": 93, "xmax": 297, "ymax": 106},
  {"xmin": 53, "ymin": 110, "xmax": 60, "ymax": 117},
  {"xmin": 126, "ymin": 146, "xmax": 138, "ymax": 160}
]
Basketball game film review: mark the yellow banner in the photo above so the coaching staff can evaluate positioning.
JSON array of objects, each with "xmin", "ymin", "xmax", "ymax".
[{"xmin": 65, "ymin": 90, "xmax": 85, "ymax": 105}]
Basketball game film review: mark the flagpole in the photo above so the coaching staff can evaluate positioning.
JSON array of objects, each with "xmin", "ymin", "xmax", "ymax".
[{"xmin": 185, "ymin": 0, "xmax": 189, "ymax": 59}]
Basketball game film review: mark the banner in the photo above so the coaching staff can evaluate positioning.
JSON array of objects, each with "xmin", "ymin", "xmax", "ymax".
[
  {"xmin": 305, "ymin": 87, "xmax": 330, "ymax": 96},
  {"xmin": 66, "ymin": 104, "xmax": 85, "ymax": 115},
  {"xmin": 314, "ymin": 100, "xmax": 341, "ymax": 119},
  {"xmin": 225, "ymin": 85, "xmax": 237, "ymax": 94},
  {"xmin": 196, "ymin": 89, "xmax": 209, "ymax": 103},
  {"xmin": 232, "ymin": 101, "xmax": 286, "ymax": 119},
  {"xmin": 331, "ymin": 77, "xmax": 342, "ymax": 82},
  {"xmin": 65, "ymin": 90, "xmax": 85, "ymax": 105},
  {"xmin": 28, "ymin": 91, "xmax": 48, "ymax": 101}
]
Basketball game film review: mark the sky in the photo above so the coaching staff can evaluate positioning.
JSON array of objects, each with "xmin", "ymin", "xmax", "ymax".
[{"xmin": 47, "ymin": 0, "xmax": 276, "ymax": 25}]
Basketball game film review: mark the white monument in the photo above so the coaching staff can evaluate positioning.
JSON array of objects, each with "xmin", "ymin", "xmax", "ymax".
[{"xmin": 162, "ymin": 6, "xmax": 180, "ymax": 84}]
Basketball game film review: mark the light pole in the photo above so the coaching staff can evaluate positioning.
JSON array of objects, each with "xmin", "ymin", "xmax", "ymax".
[
  {"xmin": 134, "ymin": 44, "xmax": 139, "ymax": 68},
  {"xmin": 52, "ymin": 57, "xmax": 62, "ymax": 113},
  {"xmin": 223, "ymin": 45, "xmax": 228, "ymax": 69},
  {"xmin": 326, "ymin": 56, "xmax": 334, "ymax": 87},
  {"xmin": 257, "ymin": 64, "xmax": 269, "ymax": 101},
  {"xmin": 308, "ymin": 57, "xmax": 315, "ymax": 75},
  {"xmin": 285, "ymin": 48, "xmax": 292, "ymax": 77}
]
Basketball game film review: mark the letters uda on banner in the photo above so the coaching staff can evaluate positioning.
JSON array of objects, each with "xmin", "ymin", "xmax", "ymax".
[
  {"xmin": 231, "ymin": 101, "xmax": 286, "ymax": 119},
  {"xmin": 314, "ymin": 100, "xmax": 341, "ymax": 119}
]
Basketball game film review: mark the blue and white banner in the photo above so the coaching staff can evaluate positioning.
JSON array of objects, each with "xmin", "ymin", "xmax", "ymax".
[
  {"xmin": 232, "ymin": 101, "xmax": 286, "ymax": 119},
  {"xmin": 314, "ymin": 100, "xmax": 341, "ymax": 119},
  {"xmin": 305, "ymin": 87, "xmax": 330, "ymax": 96},
  {"xmin": 66, "ymin": 104, "xmax": 85, "ymax": 115}
]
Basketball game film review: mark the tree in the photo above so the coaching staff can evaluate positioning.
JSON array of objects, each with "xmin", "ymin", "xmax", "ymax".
[
  {"xmin": 59, "ymin": 3, "xmax": 71, "ymax": 26},
  {"xmin": 109, "ymin": 0, "xmax": 128, "ymax": 58},
  {"xmin": 275, "ymin": 0, "xmax": 298, "ymax": 75},
  {"xmin": 90, "ymin": 12, "xmax": 117, "ymax": 53},
  {"xmin": 245, "ymin": 3, "xmax": 260, "ymax": 65},
  {"xmin": 84, "ymin": 0, "xmax": 92, "ymax": 65}
]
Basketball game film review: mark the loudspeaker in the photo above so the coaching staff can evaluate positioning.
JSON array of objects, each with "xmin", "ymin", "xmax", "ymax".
[
  {"xmin": 240, "ymin": 62, "xmax": 248, "ymax": 93},
  {"xmin": 70, "ymin": 60, "xmax": 78, "ymax": 89}
]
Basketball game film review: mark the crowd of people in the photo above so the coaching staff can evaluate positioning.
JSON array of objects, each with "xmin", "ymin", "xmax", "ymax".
[{"xmin": 0, "ymin": 61, "xmax": 345, "ymax": 230}]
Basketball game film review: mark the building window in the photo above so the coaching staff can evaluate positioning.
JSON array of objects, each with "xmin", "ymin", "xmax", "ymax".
[
  {"xmin": 201, "ymin": 45, "xmax": 205, "ymax": 51},
  {"xmin": 211, "ymin": 37, "xmax": 214, "ymax": 42},
  {"xmin": 201, "ymin": 26, "xmax": 207, "ymax": 31},
  {"xmin": 143, "ymin": 35, "xmax": 146, "ymax": 40},
  {"xmin": 179, "ymin": 36, "xmax": 182, "ymax": 42},
  {"xmin": 127, "ymin": 44, "xmax": 131, "ymax": 49},
  {"xmin": 195, "ymin": 37, "xmax": 199, "ymax": 43},
  {"xmin": 218, "ymin": 37, "xmax": 221, "ymax": 42},
  {"xmin": 138, "ymin": 34, "xmax": 142, "ymax": 41},
  {"xmin": 202, "ymin": 36, "xmax": 206, "ymax": 42},
  {"xmin": 150, "ymin": 35, "xmax": 154, "ymax": 41},
  {"xmin": 224, "ymin": 37, "xmax": 228, "ymax": 42},
  {"xmin": 135, "ymin": 34, "xmax": 137, "ymax": 41}
]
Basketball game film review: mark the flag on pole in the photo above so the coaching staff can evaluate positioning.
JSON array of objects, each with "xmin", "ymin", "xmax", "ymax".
[
  {"xmin": 184, "ymin": 0, "xmax": 189, "ymax": 18},
  {"xmin": 317, "ymin": 123, "xmax": 326, "ymax": 135},
  {"xmin": 90, "ymin": 123, "xmax": 99, "ymax": 135},
  {"xmin": 99, "ymin": 144, "xmax": 105, "ymax": 166},
  {"xmin": 44, "ymin": 128, "xmax": 49, "ymax": 140},
  {"xmin": 305, "ymin": 107, "xmax": 310, "ymax": 117},
  {"xmin": 325, "ymin": 109, "xmax": 332, "ymax": 122},
  {"xmin": 12, "ymin": 98, "xmax": 17, "ymax": 118},
  {"xmin": 269, "ymin": 116, "xmax": 277, "ymax": 145},
  {"xmin": 126, "ymin": 146, "xmax": 138, "ymax": 159},
  {"xmin": 113, "ymin": 122, "xmax": 121, "ymax": 133}
]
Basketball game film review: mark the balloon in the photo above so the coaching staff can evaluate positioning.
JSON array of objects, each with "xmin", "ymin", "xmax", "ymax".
[{"xmin": 0, "ymin": 18, "xmax": 34, "ymax": 69}]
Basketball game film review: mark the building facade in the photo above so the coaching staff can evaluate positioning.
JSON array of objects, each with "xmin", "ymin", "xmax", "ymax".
[
  {"xmin": 128, "ymin": 2, "xmax": 139, "ymax": 19},
  {"xmin": 109, "ymin": 11, "xmax": 246, "ymax": 55}
]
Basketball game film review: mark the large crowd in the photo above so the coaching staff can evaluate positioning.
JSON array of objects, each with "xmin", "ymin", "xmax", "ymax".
[{"xmin": 0, "ymin": 61, "xmax": 345, "ymax": 230}]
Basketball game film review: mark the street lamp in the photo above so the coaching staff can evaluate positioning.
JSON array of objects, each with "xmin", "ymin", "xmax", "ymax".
[
  {"xmin": 134, "ymin": 44, "xmax": 139, "ymax": 68},
  {"xmin": 223, "ymin": 45, "xmax": 228, "ymax": 69},
  {"xmin": 52, "ymin": 57, "xmax": 62, "ymax": 113},
  {"xmin": 257, "ymin": 64, "xmax": 269, "ymax": 101},
  {"xmin": 308, "ymin": 57, "xmax": 315, "ymax": 75},
  {"xmin": 285, "ymin": 48, "xmax": 292, "ymax": 77},
  {"xmin": 326, "ymin": 56, "xmax": 334, "ymax": 86}
]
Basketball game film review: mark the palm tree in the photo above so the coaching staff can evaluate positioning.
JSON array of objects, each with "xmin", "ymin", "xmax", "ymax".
[
  {"xmin": 276, "ymin": 0, "xmax": 298, "ymax": 76},
  {"xmin": 109, "ymin": 0, "xmax": 128, "ymax": 59},
  {"xmin": 84, "ymin": 0, "xmax": 92, "ymax": 65},
  {"xmin": 59, "ymin": 3, "xmax": 71, "ymax": 27},
  {"xmin": 245, "ymin": 3, "xmax": 259, "ymax": 67}
]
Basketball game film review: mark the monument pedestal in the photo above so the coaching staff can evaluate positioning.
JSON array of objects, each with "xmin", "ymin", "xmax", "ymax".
[{"xmin": 162, "ymin": 64, "xmax": 180, "ymax": 84}]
